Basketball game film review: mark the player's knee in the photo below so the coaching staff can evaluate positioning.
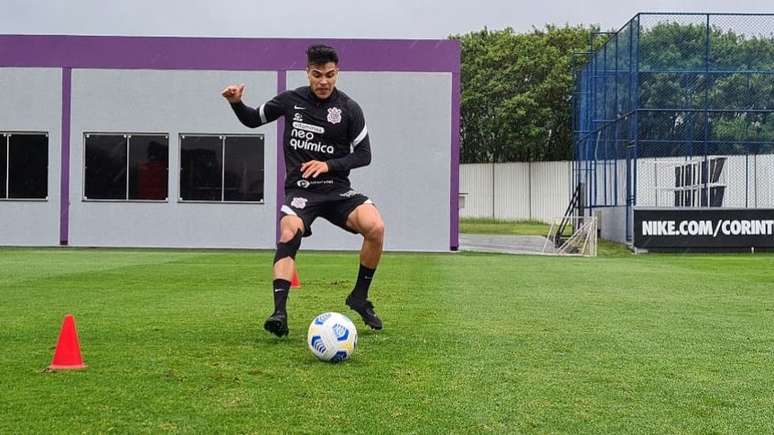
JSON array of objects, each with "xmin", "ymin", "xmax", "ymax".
[
  {"xmin": 279, "ymin": 216, "xmax": 303, "ymax": 242},
  {"xmin": 279, "ymin": 226, "xmax": 301, "ymax": 243},
  {"xmin": 274, "ymin": 229, "xmax": 302, "ymax": 264},
  {"xmin": 365, "ymin": 219, "xmax": 385, "ymax": 243}
]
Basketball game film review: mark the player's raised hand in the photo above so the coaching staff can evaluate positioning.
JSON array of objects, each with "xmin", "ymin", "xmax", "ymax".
[
  {"xmin": 221, "ymin": 84, "xmax": 245, "ymax": 103},
  {"xmin": 300, "ymin": 160, "xmax": 330, "ymax": 179}
]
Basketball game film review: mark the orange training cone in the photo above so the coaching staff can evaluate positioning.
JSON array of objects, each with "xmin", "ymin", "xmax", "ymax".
[
  {"xmin": 48, "ymin": 314, "xmax": 87, "ymax": 371},
  {"xmin": 291, "ymin": 270, "xmax": 301, "ymax": 289}
]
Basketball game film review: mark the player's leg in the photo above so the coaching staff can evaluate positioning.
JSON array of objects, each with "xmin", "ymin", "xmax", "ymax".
[
  {"xmin": 344, "ymin": 203, "xmax": 385, "ymax": 330},
  {"xmin": 346, "ymin": 202, "xmax": 384, "ymax": 271},
  {"xmin": 264, "ymin": 215, "xmax": 305, "ymax": 337},
  {"xmin": 274, "ymin": 215, "xmax": 304, "ymax": 281}
]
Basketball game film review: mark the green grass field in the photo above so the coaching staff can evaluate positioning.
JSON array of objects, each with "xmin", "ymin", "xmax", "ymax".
[
  {"xmin": 460, "ymin": 218, "xmax": 551, "ymax": 236},
  {"xmin": 2, "ymin": 247, "xmax": 774, "ymax": 433}
]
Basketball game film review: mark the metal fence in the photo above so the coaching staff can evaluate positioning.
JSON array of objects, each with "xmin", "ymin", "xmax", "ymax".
[{"xmin": 573, "ymin": 13, "xmax": 774, "ymax": 240}]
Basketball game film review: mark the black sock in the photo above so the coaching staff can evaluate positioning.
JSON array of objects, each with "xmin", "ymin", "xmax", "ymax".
[
  {"xmin": 273, "ymin": 279, "xmax": 291, "ymax": 314},
  {"xmin": 351, "ymin": 264, "xmax": 376, "ymax": 300}
]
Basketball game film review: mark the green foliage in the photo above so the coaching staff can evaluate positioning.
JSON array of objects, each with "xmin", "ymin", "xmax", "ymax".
[
  {"xmin": 452, "ymin": 25, "xmax": 595, "ymax": 163},
  {"xmin": 635, "ymin": 21, "xmax": 774, "ymax": 156},
  {"xmin": 456, "ymin": 18, "xmax": 774, "ymax": 164}
]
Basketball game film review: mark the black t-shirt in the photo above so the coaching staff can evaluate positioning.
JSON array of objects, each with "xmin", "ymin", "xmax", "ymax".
[{"xmin": 230, "ymin": 86, "xmax": 371, "ymax": 191}]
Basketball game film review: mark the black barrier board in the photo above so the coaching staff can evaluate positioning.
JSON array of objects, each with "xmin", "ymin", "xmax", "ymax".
[{"xmin": 634, "ymin": 208, "xmax": 774, "ymax": 250}]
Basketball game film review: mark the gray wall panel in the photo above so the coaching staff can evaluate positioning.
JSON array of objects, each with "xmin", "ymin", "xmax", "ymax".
[
  {"xmin": 69, "ymin": 69, "xmax": 278, "ymax": 248},
  {"xmin": 0, "ymin": 68, "xmax": 61, "ymax": 245},
  {"xmin": 460, "ymin": 163, "xmax": 494, "ymax": 218},
  {"xmin": 285, "ymin": 71, "xmax": 452, "ymax": 251},
  {"xmin": 531, "ymin": 161, "xmax": 572, "ymax": 221},
  {"xmin": 495, "ymin": 162, "xmax": 530, "ymax": 220},
  {"xmin": 596, "ymin": 206, "xmax": 628, "ymax": 243},
  {"xmin": 460, "ymin": 162, "xmax": 571, "ymax": 223}
]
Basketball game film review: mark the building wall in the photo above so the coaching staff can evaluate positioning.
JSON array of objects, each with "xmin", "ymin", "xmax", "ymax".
[
  {"xmin": 532, "ymin": 161, "xmax": 574, "ymax": 221},
  {"xmin": 0, "ymin": 68, "xmax": 62, "ymax": 246},
  {"xmin": 459, "ymin": 161, "xmax": 572, "ymax": 223},
  {"xmin": 0, "ymin": 36, "xmax": 460, "ymax": 251},
  {"xmin": 595, "ymin": 206, "xmax": 628, "ymax": 244},
  {"xmin": 494, "ymin": 162, "xmax": 530, "ymax": 220},
  {"xmin": 459, "ymin": 163, "xmax": 494, "ymax": 218},
  {"xmin": 67, "ymin": 69, "xmax": 278, "ymax": 248}
]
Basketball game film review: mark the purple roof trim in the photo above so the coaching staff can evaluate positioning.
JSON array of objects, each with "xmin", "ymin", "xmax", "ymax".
[{"xmin": 0, "ymin": 35, "xmax": 459, "ymax": 72}]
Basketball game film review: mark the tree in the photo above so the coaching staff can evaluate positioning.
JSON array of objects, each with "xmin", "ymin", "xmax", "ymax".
[
  {"xmin": 636, "ymin": 21, "xmax": 774, "ymax": 157},
  {"xmin": 451, "ymin": 25, "xmax": 594, "ymax": 163}
]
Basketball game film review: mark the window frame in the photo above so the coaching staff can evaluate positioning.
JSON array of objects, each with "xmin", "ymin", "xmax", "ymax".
[
  {"xmin": 82, "ymin": 132, "xmax": 170, "ymax": 203},
  {"xmin": 178, "ymin": 133, "xmax": 265, "ymax": 204},
  {"xmin": 0, "ymin": 131, "xmax": 49, "ymax": 202}
]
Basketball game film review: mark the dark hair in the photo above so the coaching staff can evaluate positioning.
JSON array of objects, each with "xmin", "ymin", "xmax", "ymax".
[{"xmin": 306, "ymin": 45, "xmax": 339, "ymax": 66}]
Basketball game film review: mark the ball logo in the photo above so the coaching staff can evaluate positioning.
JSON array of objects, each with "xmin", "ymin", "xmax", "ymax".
[
  {"xmin": 332, "ymin": 323, "xmax": 349, "ymax": 341},
  {"xmin": 311, "ymin": 336, "xmax": 327, "ymax": 354},
  {"xmin": 291, "ymin": 197, "xmax": 307, "ymax": 209},
  {"xmin": 330, "ymin": 351, "xmax": 348, "ymax": 363},
  {"xmin": 314, "ymin": 313, "xmax": 332, "ymax": 325},
  {"xmin": 327, "ymin": 107, "xmax": 342, "ymax": 124}
]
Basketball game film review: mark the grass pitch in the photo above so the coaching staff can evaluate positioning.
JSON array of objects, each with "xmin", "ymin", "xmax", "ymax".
[
  {"xmin": 2, "ymin": 247, "xmax": 774, "ymax": 433},
  {"xmin": 460, "ymin": 218, "xmax": 551, "ymax": 236}
]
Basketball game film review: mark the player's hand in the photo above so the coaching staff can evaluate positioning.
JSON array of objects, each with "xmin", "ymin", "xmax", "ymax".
[
  {"xmin": 221, "ymin": 84, "xmax": 245, "ymax": 103},
  {"xmin": 300, "ymin": 160, "xmax": 329, "ymax": 179}
]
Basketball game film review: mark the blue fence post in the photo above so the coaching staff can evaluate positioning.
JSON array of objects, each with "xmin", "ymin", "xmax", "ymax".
[{"xmin": 703, "ymin": 13, "xmax": 711, "ymax": 208}]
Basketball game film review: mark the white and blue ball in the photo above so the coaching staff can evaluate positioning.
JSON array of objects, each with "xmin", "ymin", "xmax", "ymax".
[{"xmin": 307, "ymin": 312, "xmax": 358, "ymax": 363}]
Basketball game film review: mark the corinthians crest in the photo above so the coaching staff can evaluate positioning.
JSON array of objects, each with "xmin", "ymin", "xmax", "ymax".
[
  {"xmin": 291, "ymin": 197, "xmax": 307, "ymax": 209},
  {"xmin": 327, "ymin": 107, "xmax": 342, "ymax": 124}
]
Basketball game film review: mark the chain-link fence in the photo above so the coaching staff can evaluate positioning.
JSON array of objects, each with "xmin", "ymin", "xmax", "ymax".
[{"xmin": 573, "ymin": 13, "xmax": 774, "ymax": 240}]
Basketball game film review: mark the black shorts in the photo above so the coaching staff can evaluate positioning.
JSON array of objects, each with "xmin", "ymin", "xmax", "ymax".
[{"xmin": 281, "ymin": 187, "xmax": 373, "ymax": 237}]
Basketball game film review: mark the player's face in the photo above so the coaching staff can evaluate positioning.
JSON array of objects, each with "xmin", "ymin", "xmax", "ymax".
[{"xmin": 307, "ymin": 63, "xmax": 338, "ymax": 99}]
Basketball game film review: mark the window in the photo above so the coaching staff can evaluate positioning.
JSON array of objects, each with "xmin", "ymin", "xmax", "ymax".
[
  {"xmin": 180, "ymin": 134, "xmax": 264, "ymax": 202},
  {"xmin": 1, "ymin": 132, "xmax": 48, "ymax": 199},
  {"xmin": 84, "ymin": 133, "xmax": 168, "ymax": 200}
]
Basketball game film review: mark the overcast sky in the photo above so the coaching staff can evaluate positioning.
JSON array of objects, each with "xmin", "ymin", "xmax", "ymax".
[{"xmin": 2, "ymin": 0, "xmax": 772, "ymax": 39}]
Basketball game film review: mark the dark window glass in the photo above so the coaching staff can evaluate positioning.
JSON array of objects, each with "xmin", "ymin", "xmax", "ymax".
[
  {"xmin": 85, "ymin": 134, "xmax": 127, "ymax": 199},
  {"xmin": 0, "ymin": 135, "xmax": 6, "ymax": 199},
  {"xmin": 8, "ymin": 134, "xmax": 48, "ymax": 199},
  {"xmin": 180, "ymin": 136, "xmax": 222, "ymax": 201},
  {"xmin": 224, "ymin": 136, "xmax": 264, "ymax": 201},
  {"xmin": 128, "ymin": 135, "xmax": 168, "ymax": 200}
]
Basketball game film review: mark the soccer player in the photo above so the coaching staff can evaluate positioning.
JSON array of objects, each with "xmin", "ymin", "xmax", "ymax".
[{"xmin": 222, "ymin": 45, "xmax": 384, "ymax": 337}]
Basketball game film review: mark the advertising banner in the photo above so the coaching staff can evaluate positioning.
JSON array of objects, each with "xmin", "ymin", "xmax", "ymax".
[{"xmin": 634, "ymin": 208, "xmax": 774, "ymax": 250}]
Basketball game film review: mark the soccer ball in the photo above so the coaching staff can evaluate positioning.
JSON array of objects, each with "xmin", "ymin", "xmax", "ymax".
[{"xmin": 307, "ymin": 312, "xmax": 358, "ymax": 363}]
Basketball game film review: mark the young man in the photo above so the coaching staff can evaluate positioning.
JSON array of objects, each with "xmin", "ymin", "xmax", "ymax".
[{"xmin": 222, "ymin": 45, "xmax": 385, "ymax": 337}]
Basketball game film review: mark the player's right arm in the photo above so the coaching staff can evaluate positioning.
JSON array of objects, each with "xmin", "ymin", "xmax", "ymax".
[{"xmin": 222, "ymin": 84, "xmax": 285, "ymax": 128}]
